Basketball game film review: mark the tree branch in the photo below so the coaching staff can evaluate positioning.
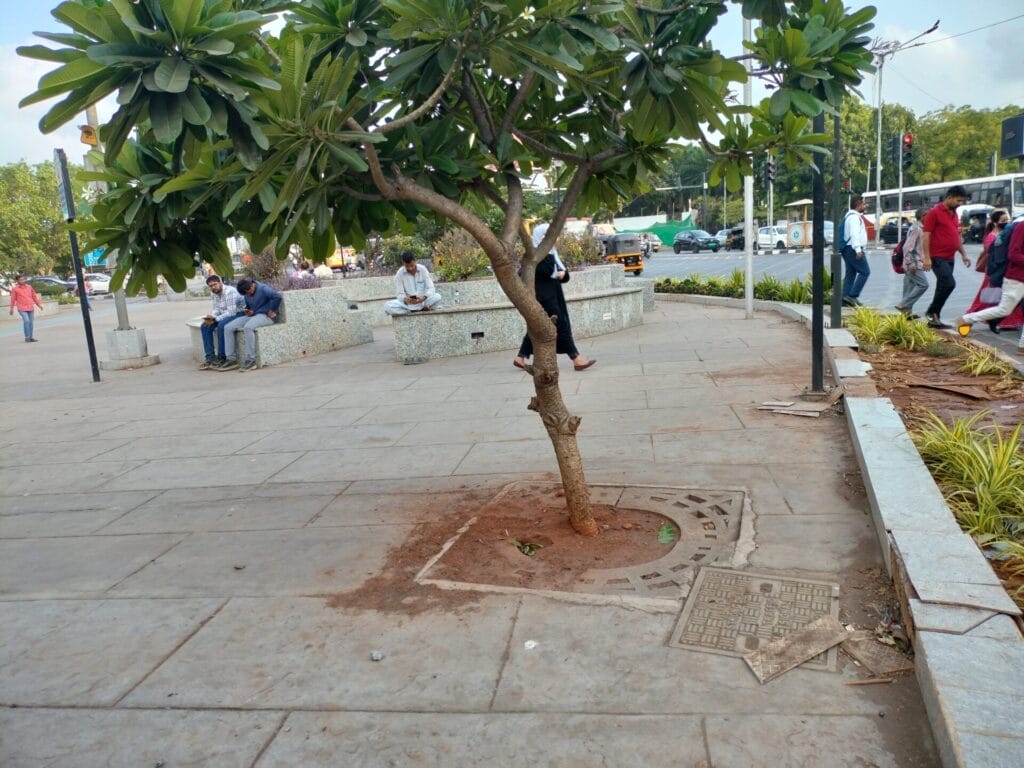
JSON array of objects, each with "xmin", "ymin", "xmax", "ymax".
[
  {"xmin": 461, "ymin": 64, "xmax": 497, "ymax": 150},
  {"xmin": 336, "ymin": 182, "xmax": 383, "ymax": 202},
  {"xmin": 512, "ymin": 130, "xmax": 586, "ymax": 164},
  {"xmin": 498, "ymin": 70, "xmax": 536, "ymax": 138}
]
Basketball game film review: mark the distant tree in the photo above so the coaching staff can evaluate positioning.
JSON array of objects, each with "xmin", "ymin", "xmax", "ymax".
[
  {"xmin": 0, "ymin": 162, "xmax": 71, "ymax": 276},
  {"xmin": 913, "ymin": 105, "xmax": 1023, "ymax": 182}
]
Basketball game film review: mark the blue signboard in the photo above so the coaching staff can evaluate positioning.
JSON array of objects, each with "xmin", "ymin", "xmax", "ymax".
[{"xmin": 83, "ymin": 249, "xmax": 106, "ymax": 267}]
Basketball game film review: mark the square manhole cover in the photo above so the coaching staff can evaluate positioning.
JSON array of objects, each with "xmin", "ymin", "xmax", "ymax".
[
  {"xmin": 668, "ymin": 567, "xmax": 841, "ymax": 671},
  {"xmin": 415, "ymin": 482, "xmax": 753, "ymax": 611}
]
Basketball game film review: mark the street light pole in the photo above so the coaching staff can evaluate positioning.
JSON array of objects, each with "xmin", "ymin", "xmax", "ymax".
[{"xmin": 742, "ymin": 17, "xmax": 754, "ymax": 319}]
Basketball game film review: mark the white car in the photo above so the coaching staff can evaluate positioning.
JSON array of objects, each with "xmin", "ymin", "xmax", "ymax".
[
  {"xmin": 757, "ymin": 225, "xmax": 788, "ymax": 250},
  {"xmin": 83, "ymin": 272, "xmax": 111, "ymax": 294}
]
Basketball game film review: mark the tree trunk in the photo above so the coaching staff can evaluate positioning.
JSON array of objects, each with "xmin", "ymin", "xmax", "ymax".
[{"xmin": 490, "ymin": 251, "xmax": 598, "ymax": 537}]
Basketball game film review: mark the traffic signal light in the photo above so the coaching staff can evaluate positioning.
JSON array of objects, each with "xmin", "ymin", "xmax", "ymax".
[
  {"xmin": 902, "ymin": 133, "xmax": 914, "ymax": 169},
  {"xmin": 889, "ymin": 136, "xmax": 899, "ymax": 165},
  {"xmin": 842, "ymin": 179, "xmax": 851, "ymax": 193},
  {"xmin": 765, "ymin": 159, "xmax": 776, "ymax": 185}
]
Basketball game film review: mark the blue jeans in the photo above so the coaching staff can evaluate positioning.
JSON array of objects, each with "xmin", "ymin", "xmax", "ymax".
[
  {"xmin": 222, "ymin": 313, "xmax": 275, "ymax": 365},
  {"xmin": 841, "ymin": 246, "xmax": 870, "ymax": 298},
  {"xmin": 18, "ymin": 310, "xmax": 34, "ymax": 340},
  {"xmin": 199, "ymin": 313, "xmax": 245, "ymax": 361}
]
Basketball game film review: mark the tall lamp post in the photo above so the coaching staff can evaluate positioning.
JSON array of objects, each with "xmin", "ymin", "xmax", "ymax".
[{"xmin": 871, "ymin": 22, "xmax": 939, "ymax": 245}]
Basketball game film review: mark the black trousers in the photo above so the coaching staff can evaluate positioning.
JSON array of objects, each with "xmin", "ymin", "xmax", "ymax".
[
  {"xmin": 925, "ymin": 258, "xmax": 956, "ymax": 317},
  {"xmin": 518, "ymin": 300, "xmax": 579, "ymax": 359}
]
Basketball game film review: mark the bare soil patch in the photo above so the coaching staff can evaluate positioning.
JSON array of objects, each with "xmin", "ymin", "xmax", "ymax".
[
  {"xmin": 428, "ymin": 500, "xmax": 677, "ymax": 592},
  {"xmin": 862, "ymin": 344, "xmax": 1024, "ymax": 428}
]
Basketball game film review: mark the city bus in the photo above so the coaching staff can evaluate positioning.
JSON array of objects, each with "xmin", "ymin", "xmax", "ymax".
[{"xmin": 861, "ymin": 173, "xmax": 1024, "ymax": 220}]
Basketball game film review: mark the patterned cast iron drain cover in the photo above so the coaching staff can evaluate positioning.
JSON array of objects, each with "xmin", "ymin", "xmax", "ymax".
[
  {"xmin": 576, "ymin": 486, "xmax": 748, "ymax": 600},
  {"xmin": 668, "ymin": 567, "xmax": 841, "ymax": 671}
]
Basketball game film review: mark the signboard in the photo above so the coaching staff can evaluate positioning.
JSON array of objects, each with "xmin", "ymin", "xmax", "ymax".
[
  {"xmin": 1001, "ymin": 114, "xmax": 1024, "ymax": 161},
  {"xmin": 84, "ymin": 249, "xmax": 106, "ymax": 267}
]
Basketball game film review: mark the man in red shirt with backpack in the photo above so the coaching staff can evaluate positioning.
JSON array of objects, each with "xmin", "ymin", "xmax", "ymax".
[{"xmin": 921, "ymin": 185, "xmax": 970, "ymax": 328}]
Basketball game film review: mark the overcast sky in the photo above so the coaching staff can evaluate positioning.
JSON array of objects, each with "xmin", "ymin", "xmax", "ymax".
[{"xmin": 1, "ymin": 1, "xmax": 1022, "ymax": 166}]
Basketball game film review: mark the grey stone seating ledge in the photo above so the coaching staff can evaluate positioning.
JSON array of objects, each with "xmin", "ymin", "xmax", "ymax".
[
  {"xmin": 655, "ymin": 291, "xmax": 1024, "ymax": 768},
  {"xmin": 392, "ymin": 285, "xmax": 646, "ymax": 364},
  {"xmin": 187, "ymin": 287, "xmax": 374, "ymax": 368},
  {"xmin": 333, "ymin": 265, "xmax": 656, "ymax": 327}
]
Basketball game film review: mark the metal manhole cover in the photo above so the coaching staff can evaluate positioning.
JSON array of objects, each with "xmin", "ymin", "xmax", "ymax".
[
  {"xmin": 577, "ymin": 486, "xmax": 749, "ymax": 600},
  {"xmin": 668, "ymin": 567, "xmax": 841, "ymax": 671}
]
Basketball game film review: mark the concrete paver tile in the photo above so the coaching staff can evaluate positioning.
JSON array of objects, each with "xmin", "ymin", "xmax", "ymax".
[
  {"xmin": 100, "ymin": 452, "xmax": 306, "ymax": 491},
  {"xmin": 653, "ymin": 428, "xmax": 851, "ymax": 465},
  {"xmin": 238, "ymin": 423, "xmax": 413, "ymax": 453},
  {"xmin": 346, "ymin": 473, "xmax": 532, "ymax": 495},
  {"xmin": 955, "ymin": 731, "xmax": 1024, "ymax": 768},
  {"xmin": 579, "ymin": 405, "xmax": 743, "ymax": 435},
  {"xmin": 0, "ymin": 460, "xmax": 144, "ymax": 496},
  {"xmin": 110, "ymin": 526, "xmax": 409, "ymax": 597},
  {"xmin": 766, "ymin": 464, "xmax": 867, "ymax": 517},
  {"xmin": 0, "ymin": 534, "xmax": 182, "ymax": 597},
  {"xmin": 0, "ymin": 490, "xmax": 157, "ymax": 515},
  {"xmin": 258, "ymin": 711, "xmax": 708, "ymax": 768},
  {"xmin": 311, "ymin": 491, "xmax": 485, "ymax": 526},
  {"xmin": 87, "ymin": 431, "xmax": 272, "ymax": 462},
  {"xmin": 123, "ymin": 596, "xmax": 517, "ymax": 710},
  {"xmin": 98, "ymin": 494, "xmax": 336, "ymax": 534},
  {"xmin": 908, "ymin": 599, "xmax": 996, "ymax": 635},
  {"xmin": 918, "ymin": 632, "xmax": 1024, "ymax": 698},
  {"xmin": 355, "ymin": 399, "xmax": 502, "ymax": 424},
  {"xmin": 392, "ymin": 415, "xmax": 546, "ymax": 446},
  {"xmin": 268, "ymin": 444, "xmax": 471, "ymax": 483},
  {"xmin": 491, "ymin": 596, "xmax": 879, "ymax": 716},
  {"xmin": 0, "ymin": 707, "xmax": 279, "ymax": 768},
  {"xmin": 939, "ymin": 687, "xmax": 1024, "ymax": 739},
  {"xmin": 750, "ymin": 514, "xmax": 881, "ymax": 571},
  {"xmin": 2, "ymin": 509, "xmax": 128, "ymax": 537},
  {"xmin": 0, "ymin": 598, "xmax": 222, "ymax": 705},
  {"xmin": 0, "ymin": 438, "xmax": 130, "ymax": 468},
  {"xmin": 577, "ymin": 372, "xmax": 712, "ymax": 394},
  {"xmin": 704, "ymin": 714, "xmax": 938, "ymax": 768}
]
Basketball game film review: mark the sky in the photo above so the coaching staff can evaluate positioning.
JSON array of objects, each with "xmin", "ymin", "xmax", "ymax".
[{"xmin": 1, "ymin": 1, "xmax": 1022, "ymax": 166}]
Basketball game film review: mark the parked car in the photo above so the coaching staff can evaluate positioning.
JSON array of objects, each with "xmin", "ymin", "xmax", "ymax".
[
  {"xmin": 673, "ymin": 229, "xmax": 720, "ymax": 253},
  {"xmin": 27, "ymin": 276, "xmax": 72, "ymax": 296},
  {"xmin": 878, "ymin": 213, "xmax": 916, "ymax": 245},
  {"xmin": 83, "ymin": 272, "xmax": 111, "ymax": 294},
  {"xmin": 757, "ymin": 225, "xmax": 788, "ymax": 250}
]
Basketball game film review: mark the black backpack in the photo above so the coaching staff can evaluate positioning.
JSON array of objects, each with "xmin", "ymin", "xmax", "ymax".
[{"xmin": 986, "ymin": 220, "xmax": 1019, "ymax": 287}]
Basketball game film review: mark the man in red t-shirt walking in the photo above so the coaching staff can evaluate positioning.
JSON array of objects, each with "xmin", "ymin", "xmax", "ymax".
[{"xmin": 921, "ymin": 185, "xmax": 970, "ymax": 328}]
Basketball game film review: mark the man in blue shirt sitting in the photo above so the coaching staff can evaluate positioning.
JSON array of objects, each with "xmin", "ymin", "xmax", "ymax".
[{"xmin": 215, "ymin": 277, "xmax": 282, "ymax": 372}]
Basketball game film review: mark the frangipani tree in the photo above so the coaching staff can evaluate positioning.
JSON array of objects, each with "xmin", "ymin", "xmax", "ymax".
[{"xmin": 22, "ymin": 0, "xmax": 876, "ymax": 535}]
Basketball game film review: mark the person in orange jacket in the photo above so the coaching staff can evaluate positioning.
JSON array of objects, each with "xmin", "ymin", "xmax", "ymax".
[{"xmin": 8, "ymin": 275, "xmax": 44, "ymax": 342}]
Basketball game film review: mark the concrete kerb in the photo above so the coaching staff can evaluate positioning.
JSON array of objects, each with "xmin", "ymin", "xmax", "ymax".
[{"xmin": 656, "ymin": 292, "xmax": 1024, "ymax": 768}]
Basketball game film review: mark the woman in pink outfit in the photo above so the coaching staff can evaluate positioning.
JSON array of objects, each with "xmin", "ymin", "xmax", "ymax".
[
  {"xmin": 965, "ymin": 210, "xmax": 1022, "ymax": 332},
  {"xmin": 8, "ymin": 275, "xmax": 44, "ymax": 342}
]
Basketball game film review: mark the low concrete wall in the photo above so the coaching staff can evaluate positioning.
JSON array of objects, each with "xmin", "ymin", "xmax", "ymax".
[
  {"xmin": 187, "ymin": 286, "xmax": 373, "ymax": 367},
  {"xmin": 337, "ymin": 265, "xmax": 652, "ymax": 326},
  {"xmin": 392, "ymin": 286, "xmax": 644, "ymax": 364}
]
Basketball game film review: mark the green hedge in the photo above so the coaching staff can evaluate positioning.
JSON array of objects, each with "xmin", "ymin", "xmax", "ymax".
[{"xmin": 654, "ymin": 268, "xmax": 831, "ymax": 304}]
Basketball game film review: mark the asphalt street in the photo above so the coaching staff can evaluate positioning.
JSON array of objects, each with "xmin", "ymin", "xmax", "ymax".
[{"xmin": 643, "ymin": 241, "xmax": 987, "ymax": 321}]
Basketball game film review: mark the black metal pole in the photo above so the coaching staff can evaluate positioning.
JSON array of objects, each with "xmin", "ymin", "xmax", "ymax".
[
  {"xmin": 811, "ymin": 113, "xmax": 826, "ymax": 393},
  {"xmin": 831, "ymin": 112, "xmax": 843, "ymax": 329},
  {"xmin": 54, "ymin": 149, "xmax": 100, "ymax": 382}
]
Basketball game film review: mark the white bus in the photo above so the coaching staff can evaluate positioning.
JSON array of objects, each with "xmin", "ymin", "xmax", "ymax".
[{"xmin": 862, "ymin": 173, "xmax": 1024, "ymax": 220}]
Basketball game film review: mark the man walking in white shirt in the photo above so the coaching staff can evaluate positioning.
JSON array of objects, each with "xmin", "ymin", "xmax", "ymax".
[{"xmin": 840, "ymin": 195, "xmax": 870, "ymax": 307}]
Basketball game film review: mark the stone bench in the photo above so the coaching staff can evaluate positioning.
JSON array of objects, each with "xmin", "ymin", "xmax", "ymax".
[
  {"xmin": 335, "ymin": 265, "xmax": 655, "ymax": 328},
  {"xmin": 187, "ymin": 287, "xmax": 373, "ymax": 367},
  {"xmin": 391, "ymin": 285, "xmax": 645, "ymax": 364}
]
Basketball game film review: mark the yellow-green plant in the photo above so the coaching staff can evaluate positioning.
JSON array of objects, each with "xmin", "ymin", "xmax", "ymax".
[
  {"xmin": 432, "ymin": 229, "xmax": 489, "ymax": 281},
  {"xmin": 846, "ymin": 306, "xmax": 884, "ymax": 345},
  {"xmin": 912, "ymin": 412, "xmax": 1024, "ymax": 537},
  {"xmin": 957, "ymin": 347, "xmax": 1015, "ymax": 378},
  {"xmin": 878, "ymin": 312, "xmax": 939, "ymax": 351}
]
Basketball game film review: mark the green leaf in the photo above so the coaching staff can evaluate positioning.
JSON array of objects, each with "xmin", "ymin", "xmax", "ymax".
[
  {"xmin": 180, "ymin": 86, "xmax": 212, "ymax": 125},
  {"xmin": 153, "ymin": 58, "xmax": 192, "ymax": 93},
  {"xmin": 657, "ymin": 524, "xmax": 677, "ymax": 545},
  {"xmin": 346, "ymin": 27, "xmax": 367, "ymax": 47},
  {"xmin": 768, "ymin": 89, "xmax": 791, "ymax": 120},
  {"xmin": 16, "ymin": 45, "xmax": 79, "ymax": 64},
  {"xmin": 149, "ymin": 91, "xmax": 183, "ymax": 143},
  {"xmin": 86, "ymin": 42, "xmax": 166, "ymax": 66},
  {"xmin": 37, "ymin": 56, "xmax": 108, "ymax": 92}
]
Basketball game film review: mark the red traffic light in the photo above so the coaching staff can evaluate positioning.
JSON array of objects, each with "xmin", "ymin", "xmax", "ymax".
[{"xmin": 903, "ymin": 133, "xmax": 914, "ymax": 147}]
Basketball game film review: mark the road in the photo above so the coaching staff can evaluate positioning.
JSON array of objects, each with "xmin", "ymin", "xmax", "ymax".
[{"xmin": 642, "ymin": 241, "xmax": 987, "ymax": 320}]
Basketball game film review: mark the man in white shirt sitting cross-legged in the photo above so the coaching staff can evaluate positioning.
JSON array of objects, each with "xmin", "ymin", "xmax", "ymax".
[{"xmin": 384, "ymin": 251, "xmax": 443, "ymax": 315}]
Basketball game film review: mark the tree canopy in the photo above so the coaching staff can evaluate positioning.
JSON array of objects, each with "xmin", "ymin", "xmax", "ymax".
[
  {"xmin": 0, "ymin": 162, "xmax": 71, "ymax": 276},
  {"xmin": 20, "ymin": 0, "xmax": 878, "ymax": 296}
]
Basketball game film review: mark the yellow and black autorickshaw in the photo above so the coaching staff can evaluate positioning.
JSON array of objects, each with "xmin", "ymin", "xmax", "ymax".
[{"xmin": 603, "ymin": 232, "xmax": 645, "ymax": 276}]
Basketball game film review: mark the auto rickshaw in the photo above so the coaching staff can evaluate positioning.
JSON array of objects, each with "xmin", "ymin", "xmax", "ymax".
[{"xmin": 604, "ymin": 232, "xmax": 645, "ymax": 276}]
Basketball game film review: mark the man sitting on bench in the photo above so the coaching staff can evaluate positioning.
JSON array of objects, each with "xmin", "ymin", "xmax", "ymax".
[
  {"xmin": 384, "ymin": 252, "xmax": 443, "ymax": 315},
  {"xmin": 216, "ymin": 277, "xmax": 282, "ymax": 372}
]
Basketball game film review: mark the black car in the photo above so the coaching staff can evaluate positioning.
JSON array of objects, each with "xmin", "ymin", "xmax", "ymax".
[{"xmin": 673, "ymin": 229, "xmax": 721, "ymax": 253}]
